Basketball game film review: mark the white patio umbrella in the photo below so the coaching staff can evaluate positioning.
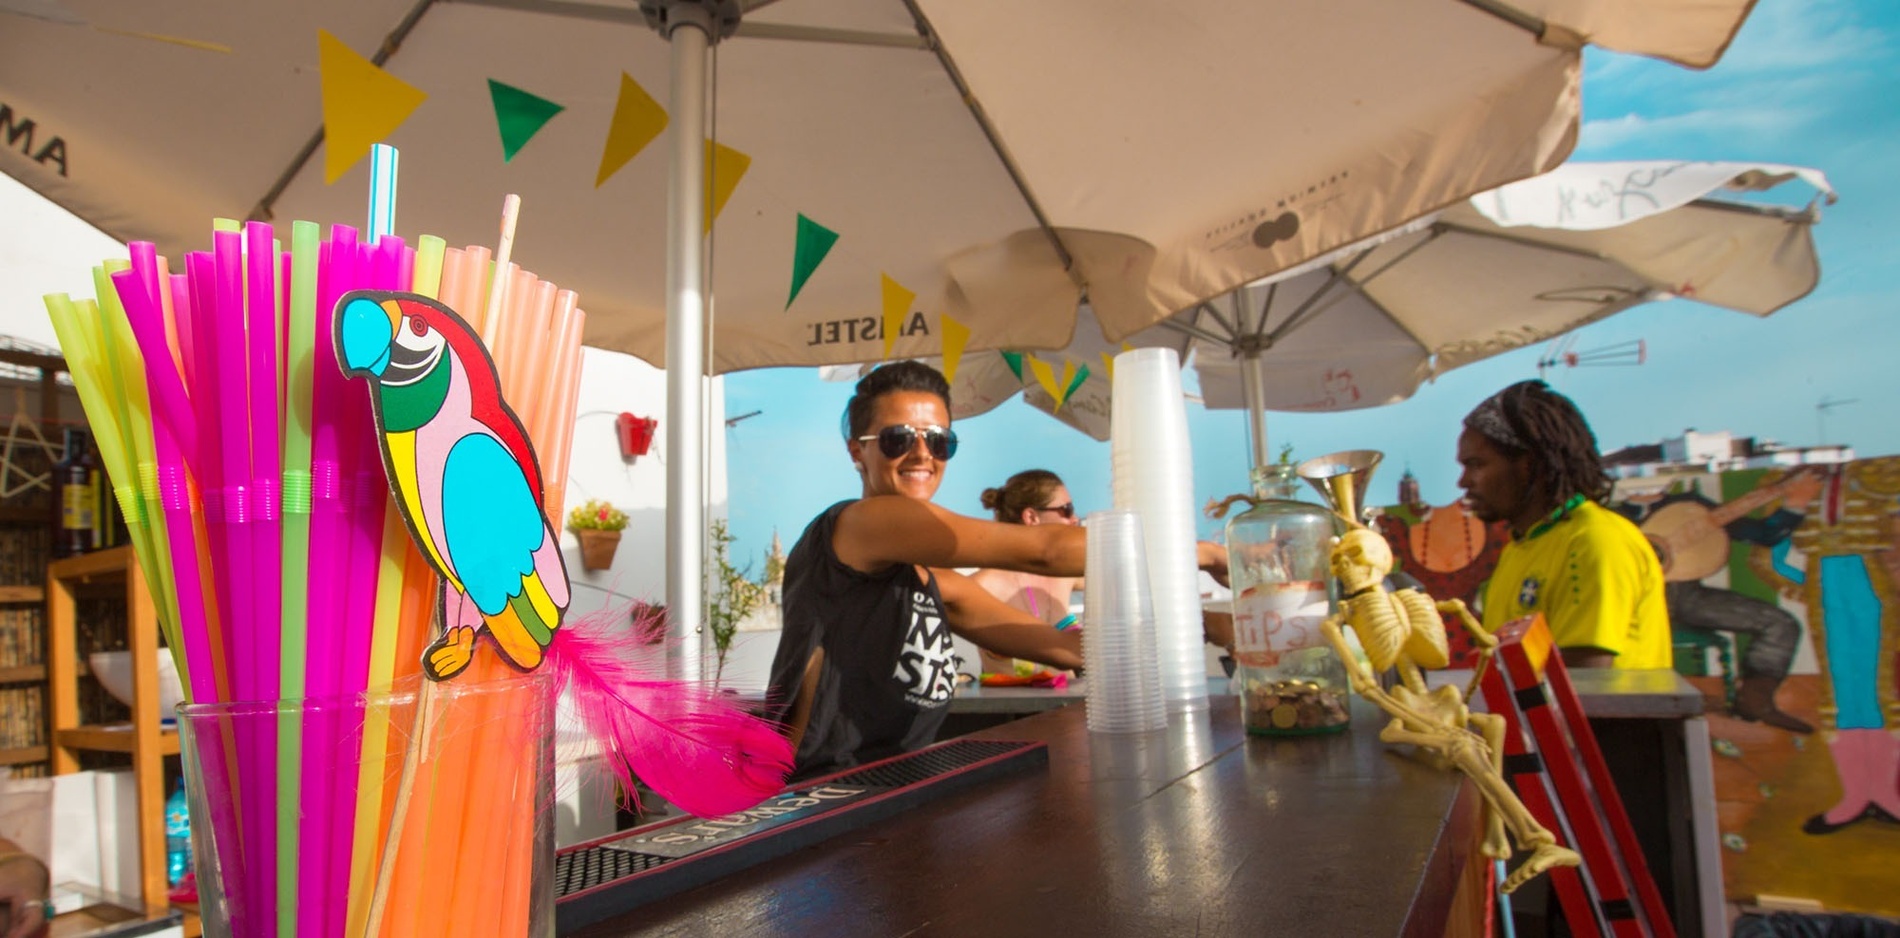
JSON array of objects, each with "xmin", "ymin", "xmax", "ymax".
[
  {"xmin": 0, "ymin": 0, "xmax": 1760, "ymax": 647},
  {"xmin": 899, "ymin": 161, "xmax": 1832, "ymax": 457}
]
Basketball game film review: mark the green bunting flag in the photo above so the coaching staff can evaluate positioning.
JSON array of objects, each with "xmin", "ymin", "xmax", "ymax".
[
  {"xmin": 1001, "ymin": 350, "xmax": 1026, "ymax": 381},
  {"xmin": 1063, "ymin": 364, "xmax": 1091, "ymax": 402},
  {"xmin": 786, "ymin": 214, "xmax": 839, "ymax": 310},
  {"xmin": 488, "ymin": 80, "xmax": 565, "ymax": 162}
]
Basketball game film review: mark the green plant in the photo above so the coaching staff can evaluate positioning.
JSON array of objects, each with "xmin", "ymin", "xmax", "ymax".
[
  {"xmin": 706, "ymin": 518, "xmax": 766, "ymax": 684},
  {"xmin": 567, "ymin": 498, "xmax": 628, "ymax": 531}
]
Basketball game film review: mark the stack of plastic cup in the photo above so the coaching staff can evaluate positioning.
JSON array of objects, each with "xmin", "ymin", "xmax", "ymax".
[
  {"xmin": 1083, "ymin": 508, "xmax": 1166, "ymax": 733},
  {"xmin": 1109, "ymin": 347, "xmax": 1208, "ymax": 712}
]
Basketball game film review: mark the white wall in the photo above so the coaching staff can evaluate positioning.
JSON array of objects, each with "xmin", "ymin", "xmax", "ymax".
[{"xmin": 557, "ymin": 346, "xmax": 727, "ymax": 641}]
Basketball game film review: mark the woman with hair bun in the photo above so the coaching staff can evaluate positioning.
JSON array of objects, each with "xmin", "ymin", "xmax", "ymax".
[{"xmin": 972, "ymin": 470, "xmax": 1083, "ymax": 679}]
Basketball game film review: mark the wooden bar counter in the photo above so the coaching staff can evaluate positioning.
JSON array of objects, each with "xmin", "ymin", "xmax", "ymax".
[{"xmin": 573, "ymin": 694, "xmax": 1484, "ymax": 937}]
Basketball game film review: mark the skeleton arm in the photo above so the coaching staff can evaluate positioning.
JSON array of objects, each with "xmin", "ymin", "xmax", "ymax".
[
  {"xmin": 1320, "ymin": 614, "xmax": 1448, "ymax": 735},
  {"xmin": 1436, "ymin": 598, "xmax": 1496, "ymax": 702}
]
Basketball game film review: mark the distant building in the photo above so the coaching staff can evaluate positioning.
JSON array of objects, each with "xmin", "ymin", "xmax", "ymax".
[
  {"xmin": 1602, "ymin": 429, "xmax": 1852, "ymax": 479},
  {"xmin": 1396, "ymin": 468, "xmax": 1422, "ymax": 508}
]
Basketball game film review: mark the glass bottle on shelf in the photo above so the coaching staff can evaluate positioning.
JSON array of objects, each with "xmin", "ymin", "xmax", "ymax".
[
  {"xmin": 1224, "ymin": 461, "xmax": 1349, "ymax": 735},
  {"xmin": 54, "ymin": 426, "xmax": 97, "ymax": 557}
]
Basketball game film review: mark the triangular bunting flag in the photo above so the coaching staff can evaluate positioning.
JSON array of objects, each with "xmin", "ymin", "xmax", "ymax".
[
  {"xmin": 1063, "ymin": 364, "xmax": 1091, "ymax": 403},
  {"xmin": 488, "ymin": 79, "xmax": 564, "ymax": 162},
  {"xmin": 1027, "ymin": 355, "xmax": 1063, "ymax": 406},
  {"xmin": 318, "ymin": 30, "xmax": 427, "ymax": 184},
  {"xmin": 880, "ymin": 274, "xmax": 914, "ymax": 360},
  {"xmin": 1104, "ymin": 343, "xmax": 1133, "ymax": 383},
  {"xmin": 940, "ymin": 314, "xmax": 970, "ymax": 383},
  {"xmin": 596, "ymin": 72, "xmax": 668, "ymax": 188},
  {"xmin": 786, "ymin": 214, "xmax": 839, "ymax": 310},
  {"xmin": 705, "ymin": 140, "xmax": 751, "ymax": 234},
  {"xmin": 1002, "ymin": 351, "xmax": 1026, "ymax": 381}
]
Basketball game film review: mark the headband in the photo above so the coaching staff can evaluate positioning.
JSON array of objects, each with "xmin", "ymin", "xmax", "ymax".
[{"xmin": 1464, "ymin": 389, "xmax": 1527, "ymax": 450}]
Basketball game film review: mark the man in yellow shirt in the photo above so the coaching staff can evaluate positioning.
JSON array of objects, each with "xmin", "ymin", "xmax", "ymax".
[{"xmin": 1459, "ymin": 381, "xmax": 1671, "ymax": 670}]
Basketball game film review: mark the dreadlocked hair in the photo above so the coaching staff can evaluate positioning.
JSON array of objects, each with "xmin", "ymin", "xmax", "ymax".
[
  {"xmin": 1493, "ymin": 379, "xmax": 1613, "ymax": 505},
  {"xmin": 844, "ymin": 360, "xmax": 953, "ymax": 438}
]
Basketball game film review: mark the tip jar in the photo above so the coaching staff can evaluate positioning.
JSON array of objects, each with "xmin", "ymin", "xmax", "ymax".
[{"xmin": 1224, "ymin": 462, "xmax": 1350, "ymax": 735}]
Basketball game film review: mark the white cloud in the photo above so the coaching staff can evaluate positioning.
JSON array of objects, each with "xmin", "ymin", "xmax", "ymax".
[
  {"xmin": 1714, "ymin": 0, "xmax": 1888, "ymax": 74},
  {"xmin": 1578, "ymin": 107, "xmax": 1808, "ymax": 152}
]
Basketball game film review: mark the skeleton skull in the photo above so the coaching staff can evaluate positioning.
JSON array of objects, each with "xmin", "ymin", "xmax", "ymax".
[{"xmin": 1331, "ymin": 528, "xmax": 1393, "ymax": 593}]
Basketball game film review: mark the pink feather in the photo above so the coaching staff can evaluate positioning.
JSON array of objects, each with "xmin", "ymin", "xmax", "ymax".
[{"xmin": 545, "ymin": 607, "xmax": 794, "ymax": 818}]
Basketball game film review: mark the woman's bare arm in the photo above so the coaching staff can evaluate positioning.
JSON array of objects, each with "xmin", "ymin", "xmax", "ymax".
[
  {"xmin": 936, "ymin": 569, "xmax": 1083, "ymax": 670},
  {"xmin": 835, "ymin": 496, "xmax": 1084, "ymax": 575}
]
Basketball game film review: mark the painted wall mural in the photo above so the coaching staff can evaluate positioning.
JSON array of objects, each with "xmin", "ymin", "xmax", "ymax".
[{"xmin": 1374, "ymin": 457, "xmax": 1900, "ymax": 916}]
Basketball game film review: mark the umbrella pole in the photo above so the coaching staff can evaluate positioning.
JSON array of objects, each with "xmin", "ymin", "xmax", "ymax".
[
  {"xmin": 662, "ymin": 4, "xmax": 714, "ymax": 681},
  {"xmin": 1240, "ymin": 349, "xmax": 1269, "ymax": 471}
]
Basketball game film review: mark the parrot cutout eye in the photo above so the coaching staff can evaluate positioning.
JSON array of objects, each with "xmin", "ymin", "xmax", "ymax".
[{"xmin": 384, "ymin": 314, "xmax": 448, "ymax": 387}]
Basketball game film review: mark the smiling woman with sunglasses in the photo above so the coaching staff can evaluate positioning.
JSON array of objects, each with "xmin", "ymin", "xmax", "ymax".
[{"xmin": 768, "ymin": 362, "xmax": 1227, "ymax": 780}]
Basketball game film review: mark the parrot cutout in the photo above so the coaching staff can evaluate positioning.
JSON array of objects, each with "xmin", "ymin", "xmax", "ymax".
[
  {"xmin": 333, "ymin": 289, "xmax": 795, "ymax": 817},
  {"xmin": 335, "ymin": 291, "xmax": 568, "ymax": 680}
]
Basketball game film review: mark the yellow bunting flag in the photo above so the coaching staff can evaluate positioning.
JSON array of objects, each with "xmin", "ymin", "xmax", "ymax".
[
  {"xmin": 1027, "ymin": 355, "xmax": 1071, "ymax": 409},
  {"xmin": 317, "ymin": 30, "xmax": 427, "ymax": 184},
  {"xmin": 596, "ymin": 72, "xmax": 668, "ymax": 188},
  {"xmin": 704, "ymin": 140, "xmax": 751, "ymax": 234},
  {"xmin": 939, "ymin": 314, "xmax": 970, "ymax": 383},
  {"xmin": 880, "ymin": 275, "xmax": 913, "ymax": 360},
  {"xmin": 1103, "ymin": 343, "xmax": 1133, "ymax": 383}
]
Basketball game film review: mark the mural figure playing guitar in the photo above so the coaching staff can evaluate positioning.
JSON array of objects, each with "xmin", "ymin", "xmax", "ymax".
[{"xmin": 1619, "ymin": 467, "xmax": 1826, "ymax": 733}]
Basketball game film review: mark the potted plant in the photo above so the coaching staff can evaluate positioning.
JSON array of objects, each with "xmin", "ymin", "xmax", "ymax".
[
  {"xmin": 567, "ymin": 499, "xmax": 628, "ymax": 571},
  {"xmin": 705, "ymin": 518, "xmax": 766, "ymax": 685}
]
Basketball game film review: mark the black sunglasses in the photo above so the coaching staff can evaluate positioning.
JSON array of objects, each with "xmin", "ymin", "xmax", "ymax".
[
  {"xmin": 1037, "ymin": 502, "xmax": 1076, "ymax": 519},
  {"xmin": 856, "ymin": 423, "xmax": 958, "ymax": 461}
]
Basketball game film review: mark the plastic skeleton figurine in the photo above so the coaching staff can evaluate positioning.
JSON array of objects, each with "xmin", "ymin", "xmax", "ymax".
[{"xmin": 1321, "ymin": 526, "xmax": 1581, "ymax": 893}]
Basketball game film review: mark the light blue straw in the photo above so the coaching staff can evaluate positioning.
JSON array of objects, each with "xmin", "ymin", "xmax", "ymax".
[{"xmin": 367, "ymin": 144, "xmax": 399, "ymax": 245}]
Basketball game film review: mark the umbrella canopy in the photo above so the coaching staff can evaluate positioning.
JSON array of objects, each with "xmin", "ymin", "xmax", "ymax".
[
  {"xmin": 3, "ymin": 1, "xmax": 1757, "ymax": 371},
  {"xmin": 936, "ymin": 161, "xmax": 1831, "ymax": 448},
  {"xmin": 0, "ymin": 0, "xmax": 1760, "ymax": 641}
]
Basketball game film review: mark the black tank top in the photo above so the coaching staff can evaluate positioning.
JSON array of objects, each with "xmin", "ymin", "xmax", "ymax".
[{"xmin": 768, "ymin": 501, "xmax": 957, "ymax": 779}]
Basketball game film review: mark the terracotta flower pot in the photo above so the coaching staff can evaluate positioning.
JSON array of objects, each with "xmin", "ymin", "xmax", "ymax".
[{"xmin": 576, "ymin": 528, "xmax": 622, "ymax": 571}]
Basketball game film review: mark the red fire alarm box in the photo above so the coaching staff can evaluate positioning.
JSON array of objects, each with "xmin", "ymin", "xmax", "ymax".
[{"xmin": 617, "ymin": 412, "xmax": 657, "ymax": 460}]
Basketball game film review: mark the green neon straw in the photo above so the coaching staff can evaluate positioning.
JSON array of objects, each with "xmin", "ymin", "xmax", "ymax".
[
  {"xmin": 45, "ymin": 296, "xmax": 175, "ymax": 643},
  {"xmin": 414, "ymin": 235, "xmax": 446, "ymax": 299},
  {"xmin": 88, "ymin": 269, "xmax": 190, "ymax": 681},
  {"xmin": 276, "ymin": 220, "xmax": 320, "ymax": 937}
]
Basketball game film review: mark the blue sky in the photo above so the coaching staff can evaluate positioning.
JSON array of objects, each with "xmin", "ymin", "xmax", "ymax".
[{"xmin": 723, "ymin": 0, "xmax": 1900, "ymax": 570}]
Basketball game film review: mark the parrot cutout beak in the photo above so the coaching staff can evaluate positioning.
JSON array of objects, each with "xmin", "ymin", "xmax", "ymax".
[{"xmin": 338, "ymin": 296, "xmax": 401, "ymax": 377}]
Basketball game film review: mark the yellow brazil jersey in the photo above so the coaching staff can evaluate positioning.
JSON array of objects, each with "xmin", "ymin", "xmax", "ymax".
[{"xmin": 1480, "ymin": 500, "xmax": 1672, "ymax": 670}]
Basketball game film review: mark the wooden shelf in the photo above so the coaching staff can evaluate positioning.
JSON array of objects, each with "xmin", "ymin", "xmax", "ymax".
[
  {"xmin": 0, "ymin": 663, "xmax": 46, "ymax": 683},
  {"xmin": 48, "ymin": 545, "xmax": 135, "ymax": 583},
  {"xmin": 56, "ymin": 724, "xmax": 179, "ymax": 756},
  {"xmin": 0, "ymin": 504, "xmax": 53, "ymax": 525},
  {"xmin": 0, "ymin": 744, "xmax": 48, "ymax": 765},
  {"xmin": 50, "ymin": 544, "xmax": 174, "ymax": 916},
  {"xmin": 0, "ymin": 583, "xmax": 44, "ymax": 603}
]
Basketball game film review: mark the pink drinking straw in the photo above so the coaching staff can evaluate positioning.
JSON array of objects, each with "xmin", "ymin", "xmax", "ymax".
[
  {"xmin": 302, "ymin": 226, "xmax": 357, "ymax": 938},
  {"xmin": 107, "ymin": 264, "xmax": 219, "ymax": 704},
  {"xmin": 213, "ymin": 229, "xmax": 276, "ymax": 932},
  {"xmin": 244, "ymin": 221, "xmax": 284, "ymax": 933},
  {"xmin": 112, "ymin": 262, "xmax": 254, "ymax": 935},
  {"xmin": 320, "ymin": 234, "xmax": 398, "ymax": 928}
]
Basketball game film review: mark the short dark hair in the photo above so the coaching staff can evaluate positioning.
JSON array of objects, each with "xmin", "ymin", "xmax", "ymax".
[
  {"xmin": 1469, "ymin": 380, "xmax": 1612, "ymax": 504},
  {"xmin": 844, "ymin": 360, "xmax": 953, "ymax": 438}
]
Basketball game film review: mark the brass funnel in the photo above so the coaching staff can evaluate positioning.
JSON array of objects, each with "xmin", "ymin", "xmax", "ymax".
[{"xmin": 1297, "ymin": 449, "xmax": 1383, "ymax": 526}]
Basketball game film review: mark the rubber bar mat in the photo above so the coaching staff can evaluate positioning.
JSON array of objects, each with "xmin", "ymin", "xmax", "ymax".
[{"xmin": 554, "ymin": 738, "xmax": 1047, "ymax": 934}]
